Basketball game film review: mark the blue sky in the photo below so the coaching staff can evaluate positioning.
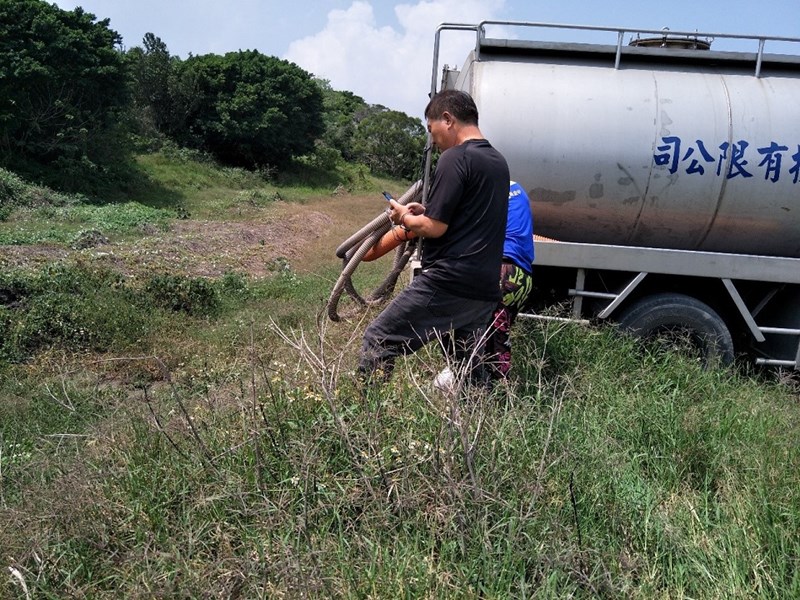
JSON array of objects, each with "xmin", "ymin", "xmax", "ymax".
[{"xmin": 52, "ymin": 0, "xmax": 800, "ymax": 118}]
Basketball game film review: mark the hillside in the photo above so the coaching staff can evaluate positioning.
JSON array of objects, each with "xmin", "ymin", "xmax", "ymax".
[{"xmin": 1, "ymin": 156, "xmax": 799, "ymax": 599}]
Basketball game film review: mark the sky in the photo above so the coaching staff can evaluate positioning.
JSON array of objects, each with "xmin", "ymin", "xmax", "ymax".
[{"xmin": 51, "ymin": 0, "xmax": 800, "ymax": 119}]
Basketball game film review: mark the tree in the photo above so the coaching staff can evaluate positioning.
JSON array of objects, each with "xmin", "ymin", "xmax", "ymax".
[
  {"xmin": 351, "ymin": 108, "xmax": 426, "ymax": 179},
  {"xmin": 0, "ymin": 0, "xmax": 129, "ymax": 185},
  {"xmin": 315, "ymin": 78, "xmax": 368, "ymax": 162},
  {"xmin": 180, "ymin": 51, "xmax": 324, "ymax": 168},
  {"xmin": 126, "ymin": 34, "xmax": 173, "ymax": 135},
  {"xmin": 125, "ymin": 33, "xmax": 198, "ymax": 144}
]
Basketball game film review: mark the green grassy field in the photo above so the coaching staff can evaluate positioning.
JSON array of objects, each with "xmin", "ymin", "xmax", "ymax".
[{"xmin": 1, "ymin": 155, "xmax": 799, "ymax": 598}]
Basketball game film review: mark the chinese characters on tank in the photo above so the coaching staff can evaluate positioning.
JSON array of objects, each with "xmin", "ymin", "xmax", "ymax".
[{"xmin": 654, "ymin": 136, "xmax": 800, "ymax": 183}]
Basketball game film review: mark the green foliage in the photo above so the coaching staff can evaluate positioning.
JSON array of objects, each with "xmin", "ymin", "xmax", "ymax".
[
  {"xmin": 0, "ymin": 167, "xmax": 85, "ymax": 208},
  {"xmin": 0, "ymin": 0, "xmax": 130, "ymax": 189},
  {"xmin": 178, "ymin": 51, "xmax": 325, "ymax": 168},
  {"xmin": 60, "ymin": 202, "xmax": 171, "ymax": 232},
  {"xmin": 0, "ymin": 266, "xmax": 254, "ymax": 363},
  {"xmin": 315, "ymin": 78, "xmax": 369, "ymax": 161},
  {"xmin": 0, "ymin": 2, "xmax": 424, "ymax": 193},
  {"xmin": 126, "ymin": 34, "xmax": 174, "ymax": 131},
  {"xmin": 0, "ymin": 265, "xmax": 149, "ymax": 360},
  {"xmin": 124, "ymin": 33, "xmax": 198, "ymax": 147},
  {"xmin": 352, "ymin": 108, "xmax": 427, "ymax": 179},
  {"xmin": 232, "ymin": 189, "xmax": 281, "ymax": 207},
  {"xmin": 132, "ymin": 147, "xmax": 304, "ymax": 217},
  {"xmin": 144, "ymin": 274, "xmax": 220, "ymax": 315},
  {"xmin": 297, "ymin": 142, "xmax": 344, "ymax": 172},
  {"xmin": 218, "ymin": 270, "xmax": 250, "ymax": 300},
  {"xmin": 0, "ymin": 201, "xmax": 173, "ymax": 245}
]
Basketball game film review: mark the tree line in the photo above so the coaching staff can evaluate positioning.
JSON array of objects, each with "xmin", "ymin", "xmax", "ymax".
[{"xmin": 0, "ymin": 0, "xmax": 427, "ymax": 194}]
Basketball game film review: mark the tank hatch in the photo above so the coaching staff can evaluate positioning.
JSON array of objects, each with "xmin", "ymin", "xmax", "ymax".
[{"xmin": 629, "ymin": 28, "xmax": 711, "ymax": 50}]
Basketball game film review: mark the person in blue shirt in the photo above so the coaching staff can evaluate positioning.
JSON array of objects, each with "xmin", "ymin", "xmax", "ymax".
[
  {"xmin": 487, "ymin": 181, "xmax": 535, "ymax": 380},
  {"xmin": 434, "ymin": 181, "xmax": 534, "ymax": 390}
]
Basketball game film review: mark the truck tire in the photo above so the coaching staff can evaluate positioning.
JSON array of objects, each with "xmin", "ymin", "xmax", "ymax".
[{"xmin": 616, "ymin": 293, "xmax": 734, "ymax": 366}]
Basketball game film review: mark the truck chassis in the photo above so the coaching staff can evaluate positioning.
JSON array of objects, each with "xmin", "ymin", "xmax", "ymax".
[{"xmin": 525, "ymin": 240, "xmax": 800, "ymax": 369}]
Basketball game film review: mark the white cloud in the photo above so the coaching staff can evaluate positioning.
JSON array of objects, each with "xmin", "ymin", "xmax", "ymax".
[{"xmin": 284, "ymin": 0, "xmax": 505, "ymax": 118}]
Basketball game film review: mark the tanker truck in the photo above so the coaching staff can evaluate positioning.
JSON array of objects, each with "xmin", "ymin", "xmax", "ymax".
[{"xmin": 427, "ymin": 21, "xmax": 800, "ymax": 369}]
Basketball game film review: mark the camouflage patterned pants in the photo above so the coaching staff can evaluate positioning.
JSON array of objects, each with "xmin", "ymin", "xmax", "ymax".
[{"xmin": 486, "ymin": 261, "xmax": 533, "ymax": 379}]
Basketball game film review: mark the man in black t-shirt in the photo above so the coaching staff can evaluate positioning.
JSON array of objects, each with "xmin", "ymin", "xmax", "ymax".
[{"xmin": 358, "ymin": 90, "xmax": 510, "ymax": 385}]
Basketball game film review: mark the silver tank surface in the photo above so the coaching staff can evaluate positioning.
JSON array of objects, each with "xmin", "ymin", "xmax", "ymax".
[{"xmin": 450, "ymin": 32, "xmax": 800, "ymax": 258}]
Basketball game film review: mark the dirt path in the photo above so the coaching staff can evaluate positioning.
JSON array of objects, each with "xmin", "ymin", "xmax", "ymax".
[{"xmin": 0, "ymin": 193, "xmax": 386, "ymax": 279}]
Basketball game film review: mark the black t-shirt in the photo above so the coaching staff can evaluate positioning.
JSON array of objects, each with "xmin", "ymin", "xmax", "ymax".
[{"xmin": 421, "ymin": 139, "xmax": 510, "ymax": 301}]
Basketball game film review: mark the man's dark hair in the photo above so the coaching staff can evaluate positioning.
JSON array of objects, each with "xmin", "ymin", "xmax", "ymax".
[{"xmin": 424, "ymin": 90, "xmax": 479, "ymax": 125}]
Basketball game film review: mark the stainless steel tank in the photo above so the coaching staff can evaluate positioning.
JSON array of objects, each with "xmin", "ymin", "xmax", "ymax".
[{"xmin": 451, "ymin": 34, "xmax": 800, "ymax": 258}]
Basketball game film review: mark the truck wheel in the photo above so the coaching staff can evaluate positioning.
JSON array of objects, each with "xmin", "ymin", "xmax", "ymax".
[{"xmin": 616, "ymin": 293, "xmax": 734, "ymax": 366}]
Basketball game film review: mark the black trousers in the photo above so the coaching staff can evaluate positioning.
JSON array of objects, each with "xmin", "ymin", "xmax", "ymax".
[{"xmin": 359, "ymin": 273, "xmax": 496, "ymax": 381}]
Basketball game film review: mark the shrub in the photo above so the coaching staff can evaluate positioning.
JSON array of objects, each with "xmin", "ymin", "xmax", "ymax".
[
  {"xmin": 0, "ymin": 168, "xmax": 85, "ymax": 208},
  {"xmin": 11, "ymin": 292, "xmax": 130, "ymax": 356},
  {"xmin": 0, "ymin": 270, "xmax": 32, "ymax": 306},
  {"xmin": 0, "ymin": 168, "xmax": 27, "ymax": 203},
  {"xmin": 63, "ymin": 202, "xmax": 172, "ymax": 233},
  {"xmin": 144, "ymin": 274, "xmax": 219, "ymax": 315},
  {"xmin": 0, "ymin": 265, "xmax": 150, "ymax": 360},
  {"xmin": 219, "ymin": 271, "xmax": 250, "ymax": 298}
]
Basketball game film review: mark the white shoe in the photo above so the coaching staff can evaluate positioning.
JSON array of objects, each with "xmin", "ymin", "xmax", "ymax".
[{"xmin": 433, "ymin": 367, "xmax": 455, "ymax": 393}]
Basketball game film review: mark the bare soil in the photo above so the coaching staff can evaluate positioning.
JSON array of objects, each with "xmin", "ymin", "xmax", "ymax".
[{"xmin": 0, "ymin": 193, "xmax": 385, "ymax": 279}]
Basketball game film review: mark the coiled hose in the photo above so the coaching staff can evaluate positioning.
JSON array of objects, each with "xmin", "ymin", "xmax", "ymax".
[{"xmin": 326, "ymin": 180, "xmax": 423, "ymax": 321}]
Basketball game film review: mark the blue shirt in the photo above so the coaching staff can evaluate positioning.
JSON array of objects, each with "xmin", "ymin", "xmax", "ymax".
[{"xmin": 503, "ymin": 181, "xmax": 535, "ymax": 272}]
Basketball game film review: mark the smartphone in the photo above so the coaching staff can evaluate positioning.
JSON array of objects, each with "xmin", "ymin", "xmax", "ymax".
[{"xmin": 382, "ymin": 191, "xmax": 394, "ymax": 202}]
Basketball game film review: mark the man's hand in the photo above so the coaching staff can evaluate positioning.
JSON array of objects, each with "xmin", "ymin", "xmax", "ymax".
[
  {"xmin": 388, "ymin": 199, "xmax": 424, "ymax": 223},
  {"xmin": 388, "ymin": 199, "xmax": 446, "ymax": 238}
]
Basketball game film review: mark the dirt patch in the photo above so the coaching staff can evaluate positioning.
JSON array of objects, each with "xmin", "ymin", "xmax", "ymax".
[
  {"xmin": 91, "ymin": 208, "xmax": 336, "ymax": 278},
  {"xmin": 0, "ymin": 194, "xmax": 388, "ymax": 279}
]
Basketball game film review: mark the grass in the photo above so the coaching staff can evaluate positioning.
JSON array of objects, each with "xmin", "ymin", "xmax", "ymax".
[
  {"xmin": 2, "ymin": 316, "xmax": 798, "ymax": 598},
  {"xmin": 130, "ymin": 146, "xmax": 378, "ymax": 218},
  {"xmin": 1, "ymin": 154, "xmax": 799, "ymax": 598},
  {"xmin": 0, "ymin": 202, "xmax": 174, "ymax": 246}
]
